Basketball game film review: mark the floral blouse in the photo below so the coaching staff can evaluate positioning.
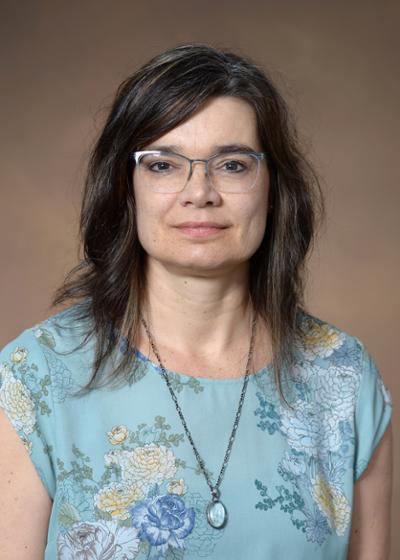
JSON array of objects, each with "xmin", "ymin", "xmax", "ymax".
[{"xmin": 0, "ymin": 306, "xmax": 393, "ymax": 559}]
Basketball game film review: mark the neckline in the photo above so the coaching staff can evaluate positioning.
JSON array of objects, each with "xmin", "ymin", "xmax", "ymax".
[{"xmin": 133, "ymin": 347, "xmax": 273, "ymax": 385}]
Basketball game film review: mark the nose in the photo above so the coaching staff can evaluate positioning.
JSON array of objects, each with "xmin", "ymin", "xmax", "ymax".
[{"xmin": 177, "ymin": 160, "xmax": 221, "ymax": 207}]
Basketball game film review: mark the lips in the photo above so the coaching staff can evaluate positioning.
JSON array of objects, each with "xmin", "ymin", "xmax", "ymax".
[
  {"xmin": 175, "ymin": 221, "xmax": 228, "ymax": 237},
  {"xmin": 176, "ymin": 222, "xmax": 228, "ymax": 229}
]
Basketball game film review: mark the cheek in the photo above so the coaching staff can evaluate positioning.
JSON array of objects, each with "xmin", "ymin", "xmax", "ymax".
[
  {"xmin": 134, "ymin": 192, "xmax": 172, "ymax": 249},
  {"xmin": 247, "ymin": 210, "xmax": 268, "ymax": 251},
  {"xmin": 238, "ymin": 193, "xmax": 269, "ymax": 248},
  {"xmin": 134, "ymin": 191, "xmax": 154, "ymax": 247}
]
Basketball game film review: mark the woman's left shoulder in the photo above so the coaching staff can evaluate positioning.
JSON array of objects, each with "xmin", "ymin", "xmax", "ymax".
[
  {"xmin": 296, "ymin": 311, "xmax": 371, "ymax": 373},
  {"xmin": 294, "ymin": 311, "xmax": 393, "ymax": 430}
]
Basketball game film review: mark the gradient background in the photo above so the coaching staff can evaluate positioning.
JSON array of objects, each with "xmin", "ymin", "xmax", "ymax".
[{"xmin": 1, "ymin": 0, "xmax": 398, "ymax": 556}]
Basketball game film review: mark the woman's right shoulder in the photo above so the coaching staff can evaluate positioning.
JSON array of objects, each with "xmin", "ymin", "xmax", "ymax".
[
  {"xmin": 1, "ymin": 303, "xmax": 93, "ymax": 357},
  {"xmin": 0, "ymin": 304, "xmax": 96, "ymax": 395}
]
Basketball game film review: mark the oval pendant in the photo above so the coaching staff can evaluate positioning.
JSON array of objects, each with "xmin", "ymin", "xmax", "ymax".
[{"xmin": 206, "ymin": 499, "xmax": 227, "ymax": 529}]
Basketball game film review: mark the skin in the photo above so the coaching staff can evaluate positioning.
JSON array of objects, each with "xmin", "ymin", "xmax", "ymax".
[
  {"xmin": 133, "ymin": 95, "xmax": 272, "ymax": 376},
  {"xmin": 347, "ymin": 422, "xmax": 393, "ymax": 559},
  {"xmin": 0, "ymin": 407, "xmax": 52, "ymax": 559},
  {"xmin": 0, "ymin": 95, "xmax": 392, "ymax": 558},
  {"xmin": 135, "ymin": 98, "xmax": 269, "ymax": 278}
]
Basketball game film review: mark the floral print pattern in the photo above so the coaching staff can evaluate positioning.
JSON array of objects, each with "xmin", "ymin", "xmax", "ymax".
[
  {"xmin": 0, "ymin": 362, "xmax": 36, "ymax": 434},
  {"xmin": 57, "ymin": 520, "xmax": 140, "ymax": 559},
  {"xmin": 95, "ymin": 481, "xmax": 145, "ymax": 520},
  {"xmin": 130, "ymin": 493, "xmax": 195, "ymax": 555},
  {"xmin": 53, "ymin": 414, "xmax": 225, "ymax": 558},
  {"xmin": 0, "ymin": 347, "xmax": 52, "ymax": 490},
  {"xmin": 253, "ymin": 317, "xmax": 392, "ymax": 546},
  {"xmin": 105, "ymin": 443, "xmax": 178, "ymax": 493},
  {"xmin": 0, "ymin": 310, "xmax": 393, "ymax": 559}
]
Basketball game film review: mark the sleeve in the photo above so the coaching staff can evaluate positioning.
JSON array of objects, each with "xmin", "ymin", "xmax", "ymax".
[
  {"xmin": 0, "ymin": 328, "xmax": 56, "ymax": 499},
  {"xmin": 353, "ymin": 344, "xmax": 393, "ymax": 481}
]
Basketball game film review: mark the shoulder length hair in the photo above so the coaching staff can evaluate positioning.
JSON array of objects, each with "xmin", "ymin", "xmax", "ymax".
[{"xmin": 53, "ymin": 42, "xmax": 324, "ymax": 407}]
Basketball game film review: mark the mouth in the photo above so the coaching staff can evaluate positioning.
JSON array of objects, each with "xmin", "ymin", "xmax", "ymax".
[{"xmin": 175, "ymin": 222, "xmax": 229, "ymax": 238}]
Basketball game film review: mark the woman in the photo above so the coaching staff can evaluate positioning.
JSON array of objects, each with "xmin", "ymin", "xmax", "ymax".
[{"xmin": 0, "ymin": 43, "xmax": 393, "ymax": 559}]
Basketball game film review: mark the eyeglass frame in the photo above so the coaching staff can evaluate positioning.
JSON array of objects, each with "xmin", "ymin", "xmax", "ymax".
[{"xmin": 129, "ymin": 149, "xmax": 268, "ymax": 193}]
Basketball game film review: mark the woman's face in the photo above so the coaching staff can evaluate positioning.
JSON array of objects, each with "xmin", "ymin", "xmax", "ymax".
[{"xmin": 133, "ymin": 95, "xmax": 270, "ymax": 277}]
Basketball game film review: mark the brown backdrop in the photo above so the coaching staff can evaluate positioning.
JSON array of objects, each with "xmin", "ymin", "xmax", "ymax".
[{"xmin": 1, "ymin": 0, "xmax": 398, "ymax": 556}]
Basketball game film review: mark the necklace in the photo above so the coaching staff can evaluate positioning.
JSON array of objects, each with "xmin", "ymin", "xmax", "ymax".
[{"xmin": 140, "ymin": 306, "xmax": 257, "ymax": 530}]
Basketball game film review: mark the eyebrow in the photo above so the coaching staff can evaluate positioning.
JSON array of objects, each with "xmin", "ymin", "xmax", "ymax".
[{"xmin": 143, "ymin": 143, "xmax": 259, "ymax": 155}]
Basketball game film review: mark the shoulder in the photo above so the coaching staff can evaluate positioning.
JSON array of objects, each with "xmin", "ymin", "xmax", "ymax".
[
  {"xmin": 293, "ymin": 310, "xmax": 392, "ymax": 414},
  {"xmin": 293, "ymin": 311, "xmax": 392, "ymax": 407},
  {"xmin": 0, "ymin": 304, "xmax": 95, "ymax": 400},
  {"xmin": 1, "ymin": 304, "xmax": 91, "ymax": 355},
  {"xmin": 0, "ymin": 305, "xmax": 89, "ymax": 499},
  {"xmin": 296, "ymin": 310, "xmax": 365, "ymax": 371}
]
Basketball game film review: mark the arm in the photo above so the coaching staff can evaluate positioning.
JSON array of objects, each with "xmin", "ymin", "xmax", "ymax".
[
  {"xmin": 347, "ymin": 421, "xmax": 393, "ymax": 560},
  {"xmin": 0, "ymin": 408, "xmax": 52, "ymax": 559}
]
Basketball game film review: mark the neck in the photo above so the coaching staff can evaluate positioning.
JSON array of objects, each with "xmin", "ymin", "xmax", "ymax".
[{"xmin": 140, "ymin": 259, "xmax": 253, "ymax": 360}]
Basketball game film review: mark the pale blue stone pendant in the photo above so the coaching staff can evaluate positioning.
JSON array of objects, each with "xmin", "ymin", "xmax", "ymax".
[{"xmin": 206, "ymin": 498, "xmax": 227, "ymax": 529}]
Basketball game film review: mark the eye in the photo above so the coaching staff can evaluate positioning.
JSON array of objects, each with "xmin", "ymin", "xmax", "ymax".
[
  {"xmin": 215, "ymin": 158, "xmax": 249, "ymax": 173},
  {"xmin": 223, "ymin": 160, "xmax": 247, "ymax": 172},
  {"xmin": 140, "ymin": 153, "xmax": 184, "ymax": 173},
  {"xmin": 148, "ymin": 161, "xmax": 173, "ymax": 172}
]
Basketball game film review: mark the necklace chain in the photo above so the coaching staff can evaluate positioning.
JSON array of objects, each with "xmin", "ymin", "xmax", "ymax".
[{"xmin": 140, "ymin": 307, "xmax": 257, "ymax": 500}]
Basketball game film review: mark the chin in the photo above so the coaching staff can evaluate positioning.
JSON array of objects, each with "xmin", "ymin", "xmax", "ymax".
[{"xmin": 155, "ymin": 252, "xmax": 245, "ymax": 277}]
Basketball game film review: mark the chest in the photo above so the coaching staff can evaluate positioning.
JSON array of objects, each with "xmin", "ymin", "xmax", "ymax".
[{"xmin": 48, "ymin": 371, "xmax": 354, "ymax": 559}]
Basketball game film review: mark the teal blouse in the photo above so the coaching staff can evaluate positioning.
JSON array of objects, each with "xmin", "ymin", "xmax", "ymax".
[{"xmin": 0, "ymin": 306, "xmax": 393, "ymax": 559}]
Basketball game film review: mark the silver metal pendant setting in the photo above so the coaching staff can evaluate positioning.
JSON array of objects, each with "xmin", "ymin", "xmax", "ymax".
[{"xmin": 206, "ymin": 499, "xmax": 227, "ymax": 529}]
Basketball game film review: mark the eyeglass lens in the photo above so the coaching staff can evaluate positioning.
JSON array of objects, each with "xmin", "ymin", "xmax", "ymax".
[{"xmin": 136, "ymin": 152, "xmax": 260, "ymax": 193}]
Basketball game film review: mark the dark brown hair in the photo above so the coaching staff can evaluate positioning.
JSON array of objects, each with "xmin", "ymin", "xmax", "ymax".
[{"xmin": 53, "ymin": 42, "xmax": 324, "ymax": 407}]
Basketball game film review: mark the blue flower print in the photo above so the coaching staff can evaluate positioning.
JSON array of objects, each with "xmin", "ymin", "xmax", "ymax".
[{"xmin": 130, "ymin": 493, "xmax": 195, "ymax": 556}]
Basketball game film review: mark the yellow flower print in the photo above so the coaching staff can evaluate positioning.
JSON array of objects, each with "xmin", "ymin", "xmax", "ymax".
[
  {"xmin": 107, "ymin": 425, "xmax": 130, "ymax": 445},
  {"xmin": 10, "ymin": 347, "xmax": 28, "ymax": 364},
  {"xmin": 105, "ymin": 444, "xmax": 177, "ymax": 493},
  {"xmin": 95, "ymin": 481, "xmax": 144, "ymax": 520},
  {"xmin": 303, "ymin": 319, "xmax": 345, "ymax": 359},
  {"xmin": 167, "ymin": 479, "xmax": 187, "ymax": 496},
  {"xmin": 312, "ymin": 474, "xmax": 351, "ymax": 536},
  {"xmin": 0, "ymin": 373, "xmax": 36, "ymax": 435}
]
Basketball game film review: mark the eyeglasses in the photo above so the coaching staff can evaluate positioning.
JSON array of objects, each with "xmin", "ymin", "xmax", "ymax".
[{"xmin": 129, "ymin": 150, "xmax": 267, "ymax": 193}]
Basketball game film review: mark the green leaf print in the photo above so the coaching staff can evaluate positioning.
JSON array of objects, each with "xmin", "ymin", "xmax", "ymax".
[
  {"xmin": 154, "ymin": 416, "xmax": 171, "ymax": 430},
  {"xmin": 94, "ymin": 505, "xmax": 113, "ymax": 521},
  {"xmin": 167, "ymin": 373, "xmax": 204, "ymax": 394},
  {"xmin": 58, "ymin": 503, "xmax": 80, "ymax": 527},
  {"xmin": 35, "ymin": 328, "xmax": 56, "ymax": 349},
  {"xmin": 39, "ymin": 375, "xmax": 51, "ymax": 396},
  {"xmin": 166, "ymin": 433, "xmax": 185, "ymax": 447},
  {"xmin": 165, "ymin": 547, "xmax": 185, "ymax": 560}
]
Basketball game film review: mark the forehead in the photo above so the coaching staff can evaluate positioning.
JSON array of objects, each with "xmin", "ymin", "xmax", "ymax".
[{"xmin": 146, "ymin": 96, "xmax": 262, "ymax": 155}]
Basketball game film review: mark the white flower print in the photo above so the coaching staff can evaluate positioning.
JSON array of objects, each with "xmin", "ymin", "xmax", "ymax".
[
  {"xmin": 34, "ymin": 328, "xmax": 43, "ymax": 338},
  {"xmin": 57, "ymin": 520, "xmax": 140, "ymax": 559},
  {"xmin": 10, "ymin": 346, "xmax": 28, "ymax": 364},
  {"xmin": 313, "ymin": 365, "xmax": 357, "ymax": 422},
  {"xmin": 0, "ymin": 362, "xmax": 12, "ymax": 382},
  {"xmin": 104, "ymin": 443, "xmax": 177, "ymax": 493},
  {"xmin": 0, "ymin": 371, "xmax": 36, "ymax": 435},
  {"xmin": 291, "ymin": 362, "xmax": 314, "ymax": 384},
  {"xmin": 280, "ymin": 400, "xmax": 342, "ymax": 457},
  {"xmin": 280, "ymin": 450, "xmax": 307, "ymax": 477}
]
